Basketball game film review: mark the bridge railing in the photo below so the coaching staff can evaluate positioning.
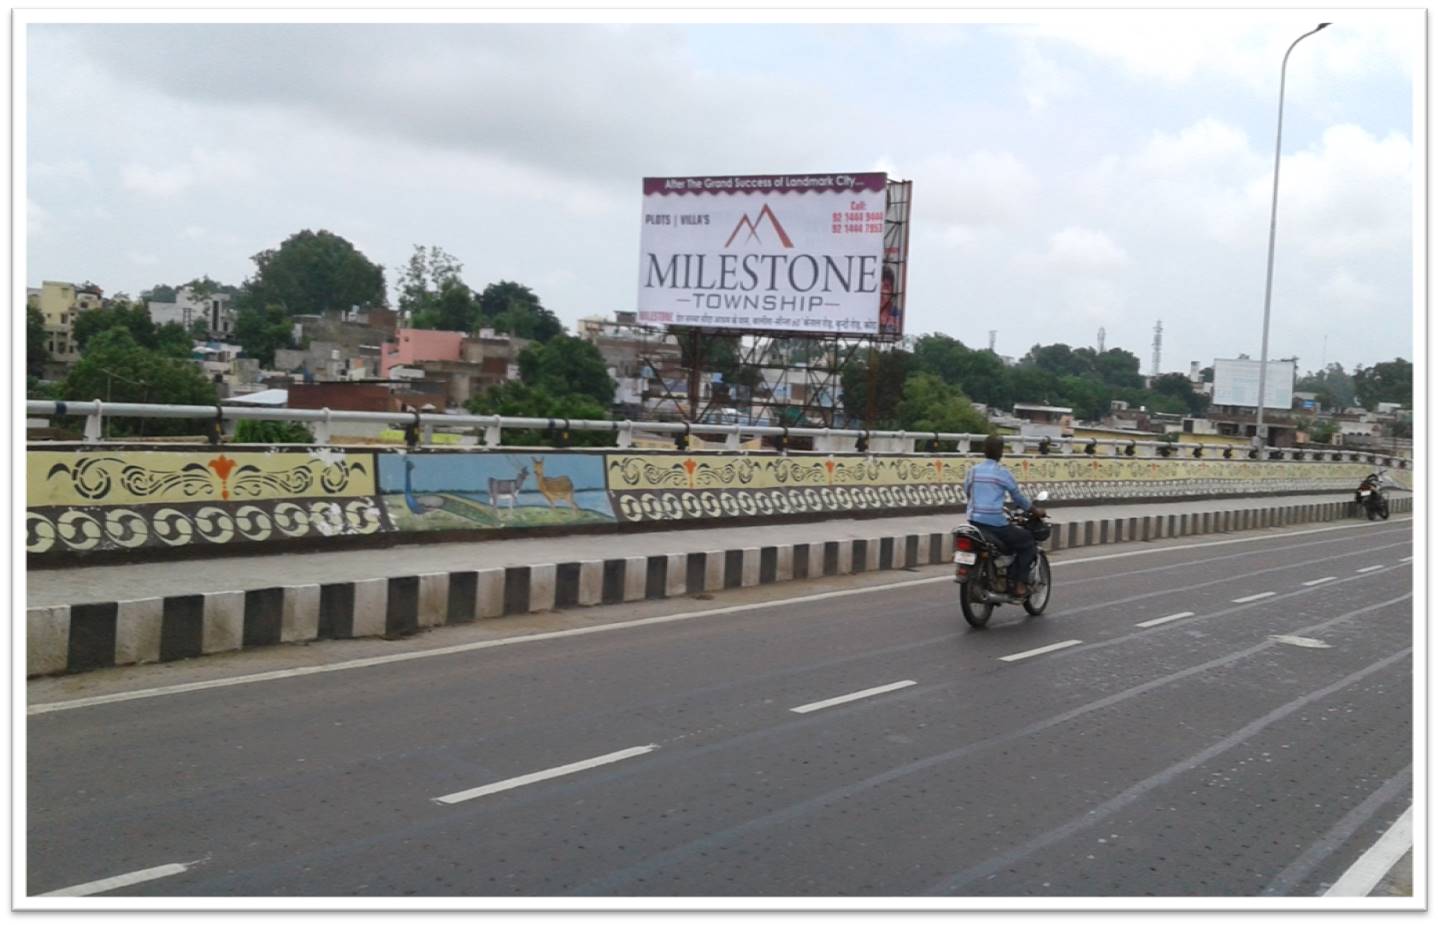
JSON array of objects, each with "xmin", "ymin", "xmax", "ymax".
[{"xmin": 23, "ymin": 399, "xmax": 1411, "ymax": 468}]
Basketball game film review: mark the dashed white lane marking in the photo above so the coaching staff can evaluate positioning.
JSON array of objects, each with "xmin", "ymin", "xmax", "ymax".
[
  {"xmin": 1232, "ymin": 591, "xmax": 1276, "ymax": 603},
  {"xmin": 1302, "ymin": 576, "xmax": 1338, "ymax": 587},
  {"xmin": 999, "ymin": 640, "xmax": 1083, "ymax": 662},
  {"xmin": 1268, "ymin": 635, "xmax": 1331, "ymax": 649},
  {"xmin": 1135, "ymin": 611, "xmax": 1195, "ymax": 628},
  {"xmin": 790, "ymin": 680, "xmax": 917, "ymax": 714},
  {"xmin": 39, "ymin": 862, "xmax": 192, "ymax": 897},
  {"xmin": 433, "ymin": 745, "xmax": 656, "ymax": 805},
  {"xmin": 1356, "ymin": 565, "xmax": 1385, "ymax": 573},
  {"xmin": 1399, "ymin": 556, "xmax": 1413, "ymax": 563},
  {"xmin": 1324, "ymin": 805, "xmax": 1413, "ymax": 896}
]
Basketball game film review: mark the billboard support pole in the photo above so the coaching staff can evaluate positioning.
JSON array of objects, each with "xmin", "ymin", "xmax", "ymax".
[
  {"xmin": 687, "ymin": 328, "xmax": 702, "ymax": 423},
  {"xmin": 864, "ymin": 342, "xmax": 879, "ymax": 429}
]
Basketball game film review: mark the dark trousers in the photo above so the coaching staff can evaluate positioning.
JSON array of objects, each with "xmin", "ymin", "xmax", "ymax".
[{"xmin": 975, "ymin": 523, "xmax": 1037, "ymax": 585}]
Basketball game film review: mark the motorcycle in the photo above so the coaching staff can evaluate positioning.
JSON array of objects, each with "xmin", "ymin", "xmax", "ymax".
[
  {"xmin": 1356, "ymin": 471, "xmax": 1391, "ymax": 521},
  {"xmin": 951, "ymin": 490, "xmax": 1053, "ymax": 629}
]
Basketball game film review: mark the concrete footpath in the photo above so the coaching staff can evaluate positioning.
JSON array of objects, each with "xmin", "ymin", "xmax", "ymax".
[
  {"xmin": 25, "ymin": 491, "xmax": 1407, "ymax": 608},
  {"xmin": 25, "ymin": 491, "xmax": 1413, "ymax": 677}
]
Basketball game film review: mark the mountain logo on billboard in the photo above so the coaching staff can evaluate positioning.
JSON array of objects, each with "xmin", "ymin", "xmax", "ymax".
[{"xmin": 724, "ymin": 205, "xmax": 794, "ymax": 249}]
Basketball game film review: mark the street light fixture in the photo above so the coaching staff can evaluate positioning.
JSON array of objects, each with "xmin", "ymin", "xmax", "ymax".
[{"xmin": 1254, "ymin": 22, "xmax": 1329, "ymax": 448}]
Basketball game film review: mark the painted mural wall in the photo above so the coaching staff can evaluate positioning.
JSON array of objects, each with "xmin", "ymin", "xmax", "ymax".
[
  {"xmin": 25, "ymin": 444, "xmax": 1412, "ymax": 556},
  {"xmin": 27, "ymin": 447, "xmax": 387, "ymax": 555}
]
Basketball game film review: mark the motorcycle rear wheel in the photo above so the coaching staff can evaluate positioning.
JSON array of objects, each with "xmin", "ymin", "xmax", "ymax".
[
  {"xmin": 1024, "ymin": 553, "xmax": 1052, "ymax": 616},
  {"xmin": 959, "ymin": 581, "xmax": 993, "ymax": 628},
  {"xmin": 1379, "ymin": 496, "xmax": 1391, "ymax": 520},
  {"xmin": 1367, "ymin": 501, "xmax": 1379, "ymax": 521}
]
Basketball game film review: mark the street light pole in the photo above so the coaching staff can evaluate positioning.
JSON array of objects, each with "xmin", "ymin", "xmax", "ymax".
[{"xmin": 1255, "ymin": 22, "xmax": 1329, "ymax": 449}]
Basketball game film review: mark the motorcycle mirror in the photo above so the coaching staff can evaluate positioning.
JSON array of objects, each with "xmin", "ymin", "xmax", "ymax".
[{"xmin": 1035, "ymin": 490, "xmax": 1050, "ymax": 502}]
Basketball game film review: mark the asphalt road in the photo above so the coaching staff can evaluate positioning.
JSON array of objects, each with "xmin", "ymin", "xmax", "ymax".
[{"xmin": 25, "ymin": 517, "xmax": 1414, "ymax": 899}]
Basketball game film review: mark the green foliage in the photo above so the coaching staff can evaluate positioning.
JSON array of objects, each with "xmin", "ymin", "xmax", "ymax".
[
  {"xmin": 1296, "ymin": 363, "xmax": 1356, "ymax": 411},
  {"xmin": 840, "ymin": 348, "xmax": 913, "ymax": 426},
  {"xmin": 516, "ymin": 335, "xmax": 616, "ymax": 407},
  {"xmin": 1093, "ymin": 349, "xmax": 1144, "ymax": 389},
  {"xmin": 1353, "ymin": 359, "xmax": 1410, "ymax": 410},
  {"xmin": 27, "ymin": 306, "xmax": 47, "ymax": 377},
  {"xmin": 413, "ymin": 277, "xmax": 480, "ymax": 332},
  {"xmin": 895, "ymin": 373, "xmax": 990, "ymax": 436},
  {"xmin": 74, "ymin": 300, "xmax": 154, "ymax": 354},
  {"xmin": 397, "ymin": 245, "xmax": 465, "ymax": 325},
  {"xmin": 910, "ymin": 334, "xmax": 1011, "ymax": 407},
  {"xmin": 233, "ymin": 419, "xmax": 313, "ymax": 444},
  {"xmin": 1150, "ymin": 372, "xmax": 1209, "ymax": 416},
  {"xmin": 234, "ymin": 303, "xmax": 295, "ymax": 366},
  {"xmin": 477, "ymin": 281, "xmax": 563, "ymax": 342},
  {"xmin": 59, "ymin": 329, "xmax": 218, "ymax": 437},
  {"xmin": 141, "ymin": 283, "xmax": 177, "ymax": 303},
  {"xmin": 238, "ymin": 229, "xmax": 387, "ymax": 317},
  {"xmin": 464, "ymin": 381, "xmax": 611, "ymax": 447}
]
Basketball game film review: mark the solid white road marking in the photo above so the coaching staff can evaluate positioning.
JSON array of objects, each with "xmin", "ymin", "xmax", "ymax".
[
  {"xmin": 39, "ymin": 862, "xmax": 192, "ymax": 897},
  {"xmin": 999, "ymin": 640, "xmax": 1083, "ymax": 662},
  {"xmin": 790, "ymin": 680, "xmax": 917, "ymax": 714},
  {"xmin": 1232, "ymin": 592, "xmax": 1276, "ymax": 603},
  {"xmin": 1356, "ymin": 565, "xmax": 1385, "ymax": 573},
  {"xmin": 433, "ymin": 745, "xmax": 657, "ymax": 805},
  {"xmin": 1302, "ymin": 576, "xmax": 1338, "ymax": 587},
  {"xmin": 28, "ymin": 517, "xmax": 1412, "ymax": 716},
  {"xmin": 1135, "ymin": 611, "xmax": 1195, "ymax": 628},
  {"xmin": 1324, "ymin": 805, "xmax": 1413, "ymax": 897},
  {"xmin": 1399, "ymin": 556, "xmax": 1412, "ymax": 563}
]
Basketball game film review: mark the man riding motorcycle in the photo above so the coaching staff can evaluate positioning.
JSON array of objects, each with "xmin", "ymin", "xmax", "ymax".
[{"xmin": 963, "ymin": 434, "xmax": 1046, "ymax": 597}]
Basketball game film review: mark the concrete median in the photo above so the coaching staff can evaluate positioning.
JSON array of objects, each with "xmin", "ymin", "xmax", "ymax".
[{"xmin": 26, "ymin": 493, "xmax": 1413, "ymax": 677}]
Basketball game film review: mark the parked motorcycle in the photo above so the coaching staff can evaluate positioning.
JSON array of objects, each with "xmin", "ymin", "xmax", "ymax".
[
  {"xmin": 1356, "ymin": 471, "xmax": 1391, "ymax": 521},
  {"xmin": 951, "ymin": 490, "xmax": 1053, "ymax": 628}
]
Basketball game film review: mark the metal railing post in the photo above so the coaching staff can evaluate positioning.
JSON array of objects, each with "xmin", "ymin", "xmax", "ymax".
[{"xmin": 83, "ymin": 400, "xmax": 103, "ymax": 444}]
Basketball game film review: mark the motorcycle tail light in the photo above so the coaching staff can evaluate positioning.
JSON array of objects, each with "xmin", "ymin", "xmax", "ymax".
[{"xmin": 955, "ymin": 535, "xmax": 975, "ymax": 552}]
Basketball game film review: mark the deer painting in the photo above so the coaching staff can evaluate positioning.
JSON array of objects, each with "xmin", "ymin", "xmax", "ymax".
[
  {"xmin": 531, "ymin": 457, "xmax": 577, "ymax": 514},
  {"xmin": 487, "ymin": 465, "xmax": 528, "ymax": 519}
]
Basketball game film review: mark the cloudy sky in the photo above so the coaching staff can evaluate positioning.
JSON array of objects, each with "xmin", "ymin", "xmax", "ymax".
[{"xmin": 23, "ymin": 11, "xmax": 1419, "ymax": 375}]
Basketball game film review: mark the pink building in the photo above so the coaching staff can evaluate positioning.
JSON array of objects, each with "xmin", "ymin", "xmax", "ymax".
[{"xmin": 380, "ymin": 328, "xmax": 467, "ymax": 377}]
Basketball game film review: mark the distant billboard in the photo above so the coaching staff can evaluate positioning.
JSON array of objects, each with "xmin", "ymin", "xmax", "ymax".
[
  {"xmin": 636, "ymin": 172, "xmax": 909, "ymax": 336},
  {"xmin": 1212, "ymin": 358, "xmax": 1296, "ymax": 410}
]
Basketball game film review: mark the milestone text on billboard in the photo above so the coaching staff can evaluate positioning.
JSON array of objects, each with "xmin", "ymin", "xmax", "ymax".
[{"xmin": 637, "ymin": 173, "xmax": 890, "ymax": 336}]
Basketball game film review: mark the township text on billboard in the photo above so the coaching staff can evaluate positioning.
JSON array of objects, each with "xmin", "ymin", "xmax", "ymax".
[{"xmin": 637, "ymin": 173, "xmax": 891, "ymax": 336}]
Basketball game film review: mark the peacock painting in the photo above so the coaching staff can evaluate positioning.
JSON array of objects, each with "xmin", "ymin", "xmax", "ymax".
[{"xmin": 402, "ymin": 458, "xmax": 447, "ymax": 515}]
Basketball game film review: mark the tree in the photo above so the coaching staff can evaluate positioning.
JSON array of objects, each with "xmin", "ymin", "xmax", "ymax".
[
  {"xmin": 234, "ymin": 419, "xmax": 313, "ymax": 444},
  {"xmin": 840, "ymin": 348, "xmax": 913, "ymax": 427},
  {"xmin": 141, "ymin": 283, "xmax": 177, "ymax": 303},
  {"xmin": 59, "ymin": 328, "xmax": 217, "ymax": 436},
  {"xmin": 412, "ymin": 277, "xmax": 480, "ymax": 332},
  {"xmin": 464, "ymin": 381, "xmax": 611, "ymax": 447},
  {"xmin": 234, "ymin": 303, "xmax": 295, "ymax": 366},
  {"xmin": 1094, "ymin": 348, "xmax": 1144, "ymax": 389},
  {"xmin": 73, "ymin": 300, "xmax": 155, "ymax": 354},
  {"xmin": 1151, "ymin": 372, "xmax": 1208, "ymax": 417},
  {"xmin": 1021, "ymin": 343, "xmax": 1093, "ymax": 379},
  {"xmin": 396, "ymin": 245, "xmax": 464, "ymax": 323},
  {"xmin": 516, "ymin": 335, "xmax": 616, "ymax": 407},
  {"xmin": 1298, "ymin": 362, "xmax": 1357, "ymax": 411},
  {"xmin": 1354, "ymin": 359, "xmax": 1412, "ymax": 410},
  {"xmin": 911, "ymin": 334, "xmax": 1012, "ymax": 408},
  {"xmin": 477, "ymin": 280, "xmax": 563, "ymax": 342},
  {"xmin": 27, "ymin": 306, "xmax": 48, "ymax": 377},
  {"xmin": 895, "ymin": 373, "xmax": 990, "ymax": 436},
  {"xmin": 1057, "ymin": 375, "xmax": 1112, "ymax": 422},
  {"xmin": 238, "ymin": 229, "xmax": 387, "ymax": 317},
  {"xmin": 1007, "ymin": 365, "xmax": 1062, "ymax": 406}
]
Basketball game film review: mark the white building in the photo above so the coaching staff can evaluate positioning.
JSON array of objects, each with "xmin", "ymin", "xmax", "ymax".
[{"xmin": 149, "ymin": 285, "xmax": 236, "ymax": 337}]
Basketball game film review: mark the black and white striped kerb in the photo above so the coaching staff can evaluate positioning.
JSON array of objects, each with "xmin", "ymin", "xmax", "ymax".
[{"xmin": 26, "ymin": 495, "xmax": 1412, "ymax": 677}]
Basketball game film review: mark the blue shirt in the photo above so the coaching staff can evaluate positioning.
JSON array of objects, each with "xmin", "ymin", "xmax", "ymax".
[{"xmin": 964, "ymin": 458, "xmax": 1032, "ymax": 527}]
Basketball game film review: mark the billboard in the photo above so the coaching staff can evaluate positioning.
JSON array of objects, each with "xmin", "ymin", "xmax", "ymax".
[
  {"xmin": 637, "ymin": 173, "xmax": 908, "ymax": 336},
  {"xmin": 1212, "ymin": 358, "xmax": 1296, "ymax": 410}
]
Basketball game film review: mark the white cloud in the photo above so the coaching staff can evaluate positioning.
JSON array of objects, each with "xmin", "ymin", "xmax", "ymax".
[
  {"xmin": 886, "ymin": 150, "xmax": 1040, "ymax": 232},
  {"xmin": 127, "ymin": 251, "xmax": 160, "ymax": 266},
  {"xmin": 121, "ymin": 162, "xmax": 195, "ymax": 197},
  {"xmin": 1045, "ymin": 227, "xmax": 1130, "ymax": 272},
  {"xmin": 1018, "ymin": 43, "xmax": 1081, "ymax": 112},
  {"xmin": 30, "ymin": 158, "xmax": 93, "ymax": 184},
  {"xmin": 1319, "ymin": 268, "xmax": 1380, "ymax": 306}
]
